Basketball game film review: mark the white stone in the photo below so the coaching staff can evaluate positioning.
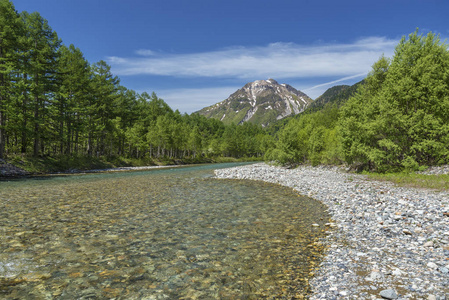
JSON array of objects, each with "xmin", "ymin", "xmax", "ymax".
[
  {"xmin": 427, "ymin": 262, "xmax": 438, "ymax": 269},
  {"xmin": 423, "ymin": 241, "xmax": 434, "ymax": 247},
  {"xmin": 392, "ymin": 268, "xmax": 404, "ymax": 276}
]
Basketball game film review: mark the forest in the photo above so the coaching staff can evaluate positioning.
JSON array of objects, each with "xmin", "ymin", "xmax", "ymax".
[
  {"xmin": 0, "ymin": 0, "xmax": 270, "ymax": 166},
  {"xmin": 2, "ymin": 0, "xmax": 448, "ymax": 173},
  {"xmin": 266, "ymin": 30, "xmax": 449, "ymax": 172}
]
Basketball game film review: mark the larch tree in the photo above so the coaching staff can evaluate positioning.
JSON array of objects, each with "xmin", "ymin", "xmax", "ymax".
[
  {"xmin": 21, "ymin": 11, "xmax": 60, "ymax": 156},
  {"xmin": 0, "ymin": 0, "xmax": 22, "ymax": 158},
  {"xmin": 55, "ymin": 44, "xmax": 90, "ymax": 154}
]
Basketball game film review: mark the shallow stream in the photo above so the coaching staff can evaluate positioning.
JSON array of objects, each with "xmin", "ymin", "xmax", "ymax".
[{"xmin": 0, "ymin": 163, "xmax": 330, "ymax": 299}]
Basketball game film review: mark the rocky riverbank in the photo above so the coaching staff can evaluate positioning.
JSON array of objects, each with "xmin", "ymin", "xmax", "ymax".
[
  {"xmin": 214, "ymin": 163, "xmax": 449, "ymax": 300},
  {"xmin": 0, "ymin": 159, "xmax": 29, "ymax": 177}
]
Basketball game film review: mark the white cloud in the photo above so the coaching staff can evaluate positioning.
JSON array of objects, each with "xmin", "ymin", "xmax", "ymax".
[
  {"xmin": 155, "ymin": 86, "xmax": 240, "ymax": 114},
  {"xmin": 135, "ymin": 49, "xmax": 157, "ymax": 56},
  {"xmin": 107, "ymin": 37, "xmax": 397, "ymax": 79}
]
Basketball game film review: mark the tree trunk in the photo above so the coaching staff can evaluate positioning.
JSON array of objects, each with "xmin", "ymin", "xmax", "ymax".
[
  {"xmin": 87, "ymin": 116, "xmax": 93, "ymax": 156},
  {"xmin": 33, "ymin": 94, "xmax": 40, "ymax": 156},
  {"xmin": 21, "ymin": 74, "xmax": 28, "ymax": 154},
  {"xmin": 0, "ymin": 43, "xmax": 4, "ymax": 159},
  {"xmin": 59, "ymin": 100, "xmax": 64, "ymax": 154},
  {"xmin": 75, "ymin": 114, "xmax": 79, "ymax": 154}
]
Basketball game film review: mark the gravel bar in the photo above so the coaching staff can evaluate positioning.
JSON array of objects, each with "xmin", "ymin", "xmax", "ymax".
[{"xmin": 214, "ymin": 163, "xmax": 449, "ymax": 300}]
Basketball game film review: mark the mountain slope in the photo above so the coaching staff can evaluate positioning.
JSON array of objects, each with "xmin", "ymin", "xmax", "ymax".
[
  {"xmin": 196, "ymin": 79, "xmax": 312, "ymax": 127},
  {"xmin": 306, "ymin": 80, "xmax": 363, "ymax": 113},
  {"xmin": 266, "ymin": 80, "xmax": 364, "ymax": 134}
]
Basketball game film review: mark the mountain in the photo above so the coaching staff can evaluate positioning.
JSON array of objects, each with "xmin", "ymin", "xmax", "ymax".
[
  {"xmin": 195, "ymin": 79, "xmax": 313, "ymax": 127},
  {"xmin": 306, "ymin": 80, "xmax": 363, "ymax": 113}
]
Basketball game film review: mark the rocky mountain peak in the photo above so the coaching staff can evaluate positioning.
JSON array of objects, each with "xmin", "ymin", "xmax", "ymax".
[{"xmin": 196, "ymin": 79, "xmax": 313, "ymax": 127}]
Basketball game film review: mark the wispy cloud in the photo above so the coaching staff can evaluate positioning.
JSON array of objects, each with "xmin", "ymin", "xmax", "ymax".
[
  {"xmin": 304, "ymin": 73, "xmax": 367, "ymax": 91},
  {"xmin": 135, "ymin": 49, "xmax": 158, "ymax": 56},
  {"xmin": 107, "ymin": 37, "xmax": 397, "ymax": 79}
]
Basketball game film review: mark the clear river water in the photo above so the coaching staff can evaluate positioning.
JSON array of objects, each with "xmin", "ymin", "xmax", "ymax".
[{"xmin": 0, "ymin": 163, "xmax": 330, "ymax": 299}]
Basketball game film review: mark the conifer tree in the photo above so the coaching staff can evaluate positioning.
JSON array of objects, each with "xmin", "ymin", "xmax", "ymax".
[
  {"xmin": 89, "ymin": 60, "xmax": 119, "ymax": 156},
  {"xmin": 55, "ymin": 44, "xmax": 91, "ymax": 154},
  {"xmin": 0, "ymin": 0, "xmax": 22, "ymax": 158},
  {"xmin": 21, "ymin": 11, "xmax": 60, "ymax": 156}
]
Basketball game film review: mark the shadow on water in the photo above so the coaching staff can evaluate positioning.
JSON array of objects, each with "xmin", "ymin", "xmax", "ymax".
[{"xmin": 0, "ymin": 162, "xmax": 330, "ymax": 299}]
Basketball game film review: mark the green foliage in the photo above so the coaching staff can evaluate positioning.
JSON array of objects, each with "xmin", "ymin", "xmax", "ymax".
[
  {"xmin": 265, "ymin": 104, "xmax": 343, "ymax": 166},
  {"xmin": 266, "ymin": 30, "xmax": 449, "ymax": 173},
  {"xmin": 0, "ymin": 0, "xmax": 24, "ymax": 158},
  {"xmin": 340, "ymin": 30, "xmax": 449, "ymax": 172}
]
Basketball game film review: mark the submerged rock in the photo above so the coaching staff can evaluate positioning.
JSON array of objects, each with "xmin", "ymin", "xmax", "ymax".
[{"xmin": 0, "ymin": 163, "xmax": 330, "ymax": 298}]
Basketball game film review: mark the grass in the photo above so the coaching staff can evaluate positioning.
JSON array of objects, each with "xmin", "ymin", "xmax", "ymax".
[{"xmin": 365, "ymin": 172, "xmax": 449, "ymax": 191}]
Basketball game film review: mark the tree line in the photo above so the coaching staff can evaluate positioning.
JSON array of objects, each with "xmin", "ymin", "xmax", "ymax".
[
  {"xmin": 266, "ymin": 30, "xmax": 449, "ymax": 172},
  {"xmin": 0, "ymin": 0, "xmax": 269, "ymax": 161}
]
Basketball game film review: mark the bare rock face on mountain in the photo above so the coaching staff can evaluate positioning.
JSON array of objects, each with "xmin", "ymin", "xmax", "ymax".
[{"xmin": 196, "ymin": 79, "xmax": 313, "ymax": 127}]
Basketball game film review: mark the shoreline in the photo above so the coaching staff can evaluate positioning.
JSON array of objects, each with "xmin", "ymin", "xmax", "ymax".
[
  {"xmin": 48, "ymin": 164, "xmax": 183, "ymax": 175},
  {"xmin": 0, "ymin": 162, "xmax": 181, "ymax": 178},
  {"xmin": 214, "ymin": 163, "xmax": 449, "ymax": 299},
  {"xmin": 0, "ymin": 157, "xmax": 258, "ymax": 178}
]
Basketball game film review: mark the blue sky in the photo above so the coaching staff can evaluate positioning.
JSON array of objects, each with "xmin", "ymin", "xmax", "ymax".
[{"xmin": 13, "ymin": 0, "xmax": 449, "ymax": 113}]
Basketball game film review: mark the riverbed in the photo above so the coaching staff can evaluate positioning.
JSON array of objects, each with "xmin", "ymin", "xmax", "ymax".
[
  {"xmin": 0, "ymin": 163, "xmax": 330, "ymax": 299},
  {"xmin": 215, "ymin": 163, "xmax": 449, "ymax": 299}
]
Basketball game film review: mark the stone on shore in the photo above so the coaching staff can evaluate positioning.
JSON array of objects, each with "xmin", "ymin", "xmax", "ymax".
[{"xmin": 380, "ymin": 289, "xmax": 398, "ymax": 299}]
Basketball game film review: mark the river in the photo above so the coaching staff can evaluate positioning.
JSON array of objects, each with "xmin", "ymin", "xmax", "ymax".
[{"xmin": 0, "ymin": 163, "xmax": 330, "ymax": 299}]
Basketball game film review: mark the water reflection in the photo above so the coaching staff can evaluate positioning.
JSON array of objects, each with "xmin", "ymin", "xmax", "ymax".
[{"xmin": 0, "ymin": 163, "xmax": 330, "ymax": 299}]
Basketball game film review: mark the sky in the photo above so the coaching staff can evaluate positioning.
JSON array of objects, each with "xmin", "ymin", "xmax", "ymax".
[{"xmin": 13, "ymin": 0, "xmax": 449, "ymax": 113}]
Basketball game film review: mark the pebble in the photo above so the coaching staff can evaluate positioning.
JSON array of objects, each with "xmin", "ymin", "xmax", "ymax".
[
  {"xmin": 380, "ymin": 289, "xmax": 398, "ymax": 299},
  {"xmin": 418, "ymin": 165, "xmax": 449, "ymax": 175},
  {"xmin": 424, "ymin": 241, "xmax": 434, "ymax": 247},
  {"xmin": 427, "ymin": 262, "xmax": 438, "ymax": 269},
  {"xmin": 215, "ymin": 163, "xmax": 449, "ymax": 299}
]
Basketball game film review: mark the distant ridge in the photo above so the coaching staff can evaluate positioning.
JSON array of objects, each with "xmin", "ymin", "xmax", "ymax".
[{"xmin": 307, "ymin": 80, "xmax": 364, "ymax": 113}]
